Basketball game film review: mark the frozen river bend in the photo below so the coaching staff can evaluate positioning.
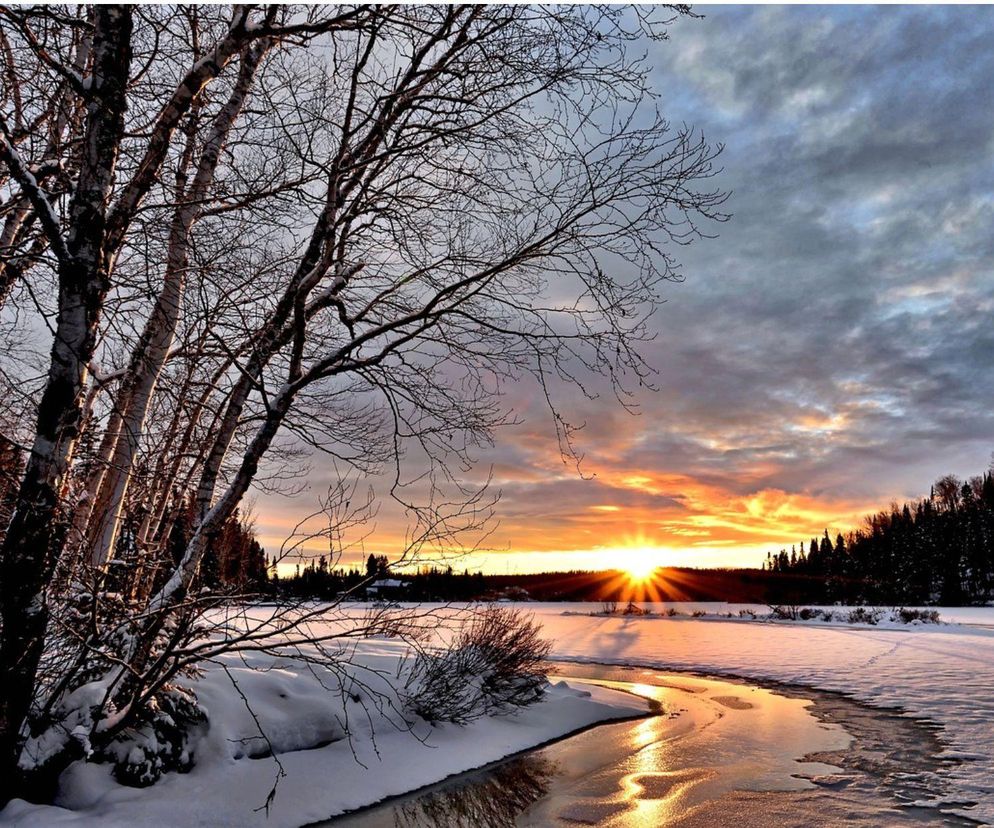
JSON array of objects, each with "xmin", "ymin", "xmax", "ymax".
[
  {"xmin": 336, "ymin": 663, "xmax": 975, "ymax": 827},
  {"xmin": 531, "ymin": 603, "xmax": 994, "ymax": 823}
]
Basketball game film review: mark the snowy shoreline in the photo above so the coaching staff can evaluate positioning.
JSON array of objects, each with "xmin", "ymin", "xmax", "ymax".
[
  {"xmin": 535, "ymin": 602, "xmax": 994, "ymax": 824},
  {"xmin": 334, "ymin": 662, "xmax": 973, "ymax": 827},
  {"xmin": 306, "ymin": 689, "xmax": 656, "ymax": 827},
  {"xmin": 0, "ymin": 661, "xmax": 647, "ymax": 827}
]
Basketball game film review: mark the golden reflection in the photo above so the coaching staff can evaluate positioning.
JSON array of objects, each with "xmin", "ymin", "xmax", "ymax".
[
  {"xmin": 631, "ymin": 700, "xmax": 661, "ymax": 749},
  {"xmin": 619, "ymin": 769, "xmax": 709, "ymax": 827},
  {"xmin": 588, "ymin": 681, "xmax": 711, "ymax": 827}
]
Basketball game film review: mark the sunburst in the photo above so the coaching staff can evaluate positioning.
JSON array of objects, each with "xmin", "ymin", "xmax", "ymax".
[
  {"xmin": 619, "ymin": 547, "xmax": 659, "ymax": 583},
  {"xmin": 607, "ymin": 542, "xmax": 666, "ymax": 588}
]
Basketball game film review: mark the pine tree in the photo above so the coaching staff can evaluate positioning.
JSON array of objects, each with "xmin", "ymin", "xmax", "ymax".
[{"xmin": 761, "ymin": 466, "xmax": 994, "ymax": 605}]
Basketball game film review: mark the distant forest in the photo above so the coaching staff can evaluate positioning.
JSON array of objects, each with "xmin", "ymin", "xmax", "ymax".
[
  {"xmin": 269, "ymin": 558, "xmax": 786, "ymax": 604},
  {"xmin": 764, "ymin": 469, "xmax": 994, "ymax": 606},
  {"xmin": 166, "ymin": 463, "xmax": 994, "ymax": 606}
]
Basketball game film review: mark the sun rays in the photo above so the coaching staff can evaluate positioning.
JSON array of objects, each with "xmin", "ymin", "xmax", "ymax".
[
  {"xmin": 617, "ymin": 547, "xmax": 661, "ymax": 583},
  {"xmin": 582, "ymin": 551, "xmax": 709, "ymax": 602}
]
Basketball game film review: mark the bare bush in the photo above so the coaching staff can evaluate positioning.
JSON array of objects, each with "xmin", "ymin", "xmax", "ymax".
[
  {"xmin": 847, "ymin": 606, "xmax": 883, "ymax": 625},
  {"xmin": 403, "ymin": 607, "xmax": 551, "ymax": 725},
  {"xmin": 897, "ymin": 608, "xmax": 941, "ymax": 624},
  {"xmin": 768, "ymin": 604, "xmax": 801, "ymax": 620},
  {"xmin": 622, "ymin": 600, "xmax": 649, "ymax": 616}
]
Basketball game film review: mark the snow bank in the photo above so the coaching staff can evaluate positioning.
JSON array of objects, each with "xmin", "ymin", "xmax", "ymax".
[
  {"xmin": 0, "ymin": 639, "xmax": 645, "ymax": 827},
  {"xmin": 5, "ymin": 600, "xmax": 992, "ymax": 825},
  {"xmin": 565, "ymin": 603, "xmax": 944, "ymax": 628}
]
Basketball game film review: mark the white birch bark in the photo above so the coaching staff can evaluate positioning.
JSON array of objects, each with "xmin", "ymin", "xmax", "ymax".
[
  {"xmin": 88, "ymin": 42, "xmax": 269, "ymax": 569},
  {"xmin": 0, "ymin": 6, "xmax": 132, "ymax": 794}
]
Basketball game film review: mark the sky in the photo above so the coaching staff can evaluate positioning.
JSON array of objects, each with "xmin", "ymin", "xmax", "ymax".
[{"xmin": 257, "ymin": 5, "xmax": 994, "ymax": 574}]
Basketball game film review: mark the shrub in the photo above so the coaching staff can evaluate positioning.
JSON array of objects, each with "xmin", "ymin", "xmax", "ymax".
[
  {"xmin": 107, "ymin": 686, "xmax": 206, "ymax": 787},
  {"xmin": 403, "ymin": 606, "xmax": 552, "ymax": 725},
  {"xmin": 847, "ymin": 606, "xmax": 883, "ymax": 625},
  {"xmin": 768, "ymin": 605, "xmax": 800, "ymax": 620},
  {"xmin": 691, "ymin": 610, "xmax": 707, "ymax": 618},
  {"xmin": 738, "ymin": 609, "xmax": 757, "ymax": 619},
  {"xmin": 897, "ymin": 608, "xmax": 941, "ymax": 624},
  {"xmin": 666, "ymin": 607, "xmax": 679, "ymax": 617}
]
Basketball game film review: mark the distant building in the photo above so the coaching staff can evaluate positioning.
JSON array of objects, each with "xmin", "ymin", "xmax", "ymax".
[
  {"xmin": 365, "ymin": 578, "xmax": 411, "ymax": 600},
  {"xmin": 486, "ymin": 586, "xmax": 531, "ymax": 602}
]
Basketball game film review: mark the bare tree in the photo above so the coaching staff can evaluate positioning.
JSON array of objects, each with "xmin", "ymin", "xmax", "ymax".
[
  {"xmin": 0, "ymin": 5, "xmax": 134, "ymax": 793},
  {"xmin": 0, "ymin": 4, "xmax": 726, "ymax": 801}
]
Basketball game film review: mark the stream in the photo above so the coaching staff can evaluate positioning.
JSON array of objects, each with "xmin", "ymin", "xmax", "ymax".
[{"xmin": 324, "ymin": 661, "xmax": 976, "ymax": 827}]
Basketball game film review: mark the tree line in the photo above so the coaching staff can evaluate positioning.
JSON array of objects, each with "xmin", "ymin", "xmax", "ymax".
[
  {"xmin": 764, "ymin": 469, "xmax": 994, "ymax": 605},
  {"xmin": 272, "ymin": 557, "xmax": 488, "ymax": 603},
  {"xmin": 2, "ymin": 444, "xmax": 268, "ymax": 599}
]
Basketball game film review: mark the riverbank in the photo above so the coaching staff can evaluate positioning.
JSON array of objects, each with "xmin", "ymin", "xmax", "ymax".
[
  {"xmin": 534, "ymin": 602, "xmax": 994, "ymax": 823},
  {"xmin": 3, "ymin": 602, "xmax": 992, "ymax": 826},
  {"xmin": 0, "ymin": 648, "xmax": 646, "ymax": 828}
]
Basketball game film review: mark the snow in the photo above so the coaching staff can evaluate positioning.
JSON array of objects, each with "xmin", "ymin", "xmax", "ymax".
[
  {"xmin": 0, "ymin": 636, "xmax": 645, "ymax": 828},
  {"xmin": 0, "ymin": 124, "xmax": 69, "ymax": 263},
  {"xmin": 3, "ymin": 601, "xmax": 994, "ymax": 826},
  {"xmin": 563, "ymin": 602, "xmax": 944, "ymax": 628}
]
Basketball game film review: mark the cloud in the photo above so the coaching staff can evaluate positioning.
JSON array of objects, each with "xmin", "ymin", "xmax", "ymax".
[{"xmin": 257, "ymin": 7, "xmax": 994, "ymax": 571}]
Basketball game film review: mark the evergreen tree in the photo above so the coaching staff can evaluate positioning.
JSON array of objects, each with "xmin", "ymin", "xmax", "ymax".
[{"xmin": 761, "ymin": 466, "xmax": 994, "ymax": 606}]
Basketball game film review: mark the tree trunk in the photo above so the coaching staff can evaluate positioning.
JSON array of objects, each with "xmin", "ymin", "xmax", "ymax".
[
  {"xmin": 0, "ymin": 7, "xmax": 132, "ymax": 803},
  {"xmin": 116, "ymin": 388, "xmax": 294, "ymax": 710},
  {"xmin": 88, "ymin": 42, "xmax": 268, "ymax": 570}
]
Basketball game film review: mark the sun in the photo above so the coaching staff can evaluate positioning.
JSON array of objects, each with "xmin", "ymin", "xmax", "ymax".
[{"xmin": 618, "ymin": 546, "xmax": 660, "ymax": 583}]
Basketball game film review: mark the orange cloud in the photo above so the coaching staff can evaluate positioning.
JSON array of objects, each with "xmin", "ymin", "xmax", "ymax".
[{"xmin": 257, "ymin": 447, "xmax": 882, "ymax": 574}]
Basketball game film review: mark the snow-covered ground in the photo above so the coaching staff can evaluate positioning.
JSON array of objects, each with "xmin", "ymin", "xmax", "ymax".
[
  {"xmin": 3, "ymin": 601, "xmax": 993, "ymax": 826},
  {"xmin": 563, "ymin": 600, "xmax": 991, "ymax": 627},
  {"xmin": 0, "ymin": 633, "xmax": 645, "ymax": 828}
]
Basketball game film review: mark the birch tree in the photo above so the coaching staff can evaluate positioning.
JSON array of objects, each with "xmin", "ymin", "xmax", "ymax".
[{"xmin": 0, "ymin": 4, "xmax": 726, "ymax": 800}]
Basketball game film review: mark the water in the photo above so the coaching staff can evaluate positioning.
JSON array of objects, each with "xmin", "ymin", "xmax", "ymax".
[{"xmin": 324, "ymin": 662, "xmax": 977, "ymax": 827}]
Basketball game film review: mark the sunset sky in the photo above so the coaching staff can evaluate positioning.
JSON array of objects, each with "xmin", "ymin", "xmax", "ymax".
[{"xmin": 257, "ymin": 6, "xmax": 994, "ymax": 574}]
